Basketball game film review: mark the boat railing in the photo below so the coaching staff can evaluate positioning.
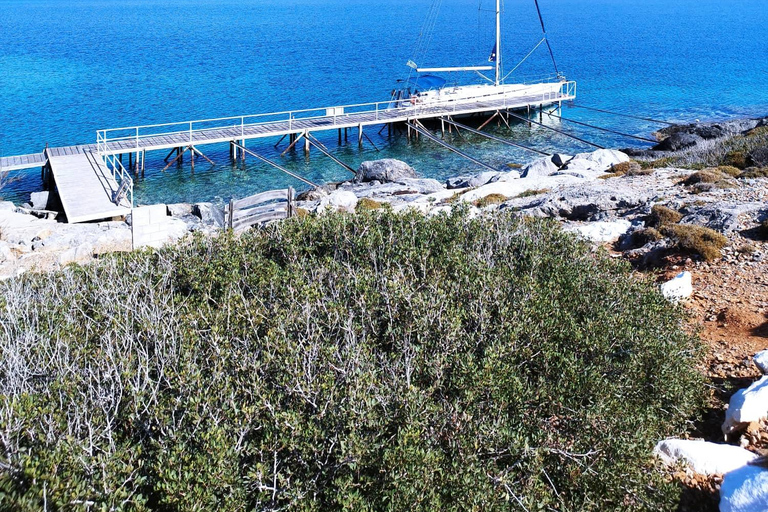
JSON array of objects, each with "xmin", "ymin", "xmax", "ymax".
[{"xmin": 95, "ymin": 81, "xmax": 576, "ymax": 153}]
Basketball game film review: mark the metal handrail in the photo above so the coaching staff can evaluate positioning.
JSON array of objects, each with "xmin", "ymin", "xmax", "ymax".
[
  {"xmin": 95, "ymin": 80, "xmax": 577, "ymax": 153},
  {"xmin": 97, "ymin": 132, "xmax": 134, "ymax": 208}
]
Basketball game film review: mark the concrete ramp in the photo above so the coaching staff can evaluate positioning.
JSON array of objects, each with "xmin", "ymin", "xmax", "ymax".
[{"xmin": 48, "ymin": 151, "xmax": 132, "ymax": 223}]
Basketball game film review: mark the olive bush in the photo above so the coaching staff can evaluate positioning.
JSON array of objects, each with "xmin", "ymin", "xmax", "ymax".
[{"xmin": 0, "ymin": 210, "xmax": 704, "ymax": 511}]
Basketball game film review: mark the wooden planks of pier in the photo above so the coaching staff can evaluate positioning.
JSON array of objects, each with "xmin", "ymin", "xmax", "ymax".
[{"xmin": 48, "ymin": 151, "xmax": 131, "ymax": 223}]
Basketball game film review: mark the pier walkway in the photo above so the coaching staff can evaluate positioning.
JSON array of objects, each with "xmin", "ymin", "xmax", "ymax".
[{"xmin": 0, "ymin": 81, "xmax": 575, "ymax": 223}]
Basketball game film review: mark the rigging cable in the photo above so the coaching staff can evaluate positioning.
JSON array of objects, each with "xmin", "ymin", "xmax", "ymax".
[
  {"xmin": 505, "ymin": 111, "xmax": 605, "ymax": 149},
  {"xmin": 569, "ymin": 104, "xmax": 675, "ymax": 126},
  {"xmin": 533, "ymin": 0, "xmax": 559, "ymax": 75},
  {"xmin": 503, "ymin": 37, "xmax": 547, "ymax": 82}
]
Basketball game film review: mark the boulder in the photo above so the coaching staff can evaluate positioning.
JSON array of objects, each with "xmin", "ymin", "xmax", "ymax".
[
  {"xmin": 446, "ymin": 171, "xmax": 500, "ymax": 189},
  {"xmin": 720, "ymin": 464, "xmax": 768, "ymax": 512},
  {"xmin": 753, "ymin": 351, "xmax": 768, "ymax": 375},
  {"xmin": 654, "ymin": 132, "xmax": 703, "ymax": 152},
  {"xmin": 568, "ymin": 220, "xmax": 632, "ymax": 243},
  {"xmin": 551, "ymin": 153, "xmax": 573, "ymax": 167},
  {"xmin": 395, "ymin": 178, "xmax": 445, "ymax": 194},
  {"xmin": 356, "ymin": 159, "xmax": 417, "ymax": 183},
  {"xmin": 29, "ymin": 192, "xmax": 49, "ymax": 210},
  {"xmin": 167, "ymin": 203, "xmax": 194, "ymax": 217},
  {"xmin": 296, "ymin": 188, "xmax": 329, "ymax": 201},
  {"xmin": 723, "ymin": 376, "xmax": 768, "ymax": 437},
  {"xmin": 525, "ymin": 181, "xmax": 653, "ymax": 221},
  {"xmin": 573, "ymin": 149, "xmax": 630, "ymax": 170},
  {"xmin": 660, "ymin": 271, "xmax": 693, "ymax": 301},
  {"xmin": 318, "ymin": 190, "xmax": 358, "ymax": 213},
  {"xmin": 192, "ymin": 203, "xmax": 225, "ymax": 228},
  {"xmin": 0, "ymin": 241, "xmax": 15, "ymax": 263},
  {"xmin": 0, "ymin": 201, "xmax": 15, "ymax": 212},
  {"xmin": 59, "ymin": 242, "xmax": 94, "ymax": 266},
  {"xmin": 680, "ymin": 202, "xmax": 765, "ymax": 233},
  {"xmin": 653, "ymin": 439, "xmax": 759, "ymax": 476},
  {"xmin": 459, "ymin": 176, "xmax": 578, "ymax": 204},
  {"xmin": 521, "ymin": 156, "xmax": 559, "ymax": 178}
]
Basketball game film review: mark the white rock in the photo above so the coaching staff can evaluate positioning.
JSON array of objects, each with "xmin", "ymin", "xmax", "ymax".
[
  {"xmin": 573, "ymin": 149, "xmax": 630, "ymax": 170},
  {"xmin": 521, "ymin": 156, "xmax": 560, "ymax": 178},
  {"xmin": 720, "ymin": 464, "xmax": 768, "ymax": 512},
  {"xmin": 753, "ymin": 351, "xmax": 768, "ymax": 375},
  {"xmin": 318, "ymin": 190, "xmax": 358, "ymax": 213},
  {"xmin": 723, "ymin": 376, "xmax": 768, "ymax": 436},
  {"xmin": 59, "ymin": 242, "xmax": 94, "ymax": 266},
  {"xmin": 460, "ymin": 175, "xmax": 578, "ymax": 204},
  {"xmin": 0, "ymin": 241, "xmax": 15, "ymax": 263},
  {"xmin": 568, "ymin": 220, "xmax": 632, "ymax": 243},
  {"xmin": 0, "ymin": 201, "xmax": 16, "ymax": 212},
  {"xmin": 660, "ymin": 271, "xmax": 693, "ymax": 301},
  {"xmin": 654, "ymin": 439, "xmax": 759, "ymax": 475}
]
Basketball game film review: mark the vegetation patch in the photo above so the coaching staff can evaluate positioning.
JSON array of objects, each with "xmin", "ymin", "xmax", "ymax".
[
  {"xmin": 355, "ymin": 197, "xmax": 384, "ymax": 212},
  {"xmin": 716, "ymin": 165, "xmax": 742, "ymax": 177},
  {"xmin": 661, "ymin": 224, "xmax": 728, "ymax": 261},
  {"xmin": 723, "ymin": 150, "xmax": 748, "ymax": 169},
  {"xmin": 514, "ymin": 188, "xmax": 550, "ymax": 199},
  {"xmin": 473, "ymin": 193, "xmax": 508, "ymax": 207},
  {"xmin": 506, "ymin": 162, "xmax": 523, "ymax": 169},
  {"xmin": 638, "ymin": 157, "xmax": 679, "ymax": 170},
  {"xmin": 0, "ymin": 211, "xmax": 705, "ymax": 511},
  {"xmin": 738, "ymin": 167, "xmax": 768, "ymax": 179},
  {"xmin": 648, "ymin": 205, "xmax": 683, "ymax": 228}
]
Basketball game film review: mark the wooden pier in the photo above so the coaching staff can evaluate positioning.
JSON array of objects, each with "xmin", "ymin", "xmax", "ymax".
[{"xmin": 1, "ymin": 82, "xmax": 576, "ymax": 223}]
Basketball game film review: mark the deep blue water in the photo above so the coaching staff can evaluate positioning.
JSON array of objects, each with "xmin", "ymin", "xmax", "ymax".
[{"xmin": 1, "ymin": 0, "xmax": 767, "ymax": 205}]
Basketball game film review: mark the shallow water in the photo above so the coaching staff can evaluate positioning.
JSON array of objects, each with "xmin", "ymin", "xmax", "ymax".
[{"xmin": 1, "ymin": 0, "xmax": 767, "ymax": 205}]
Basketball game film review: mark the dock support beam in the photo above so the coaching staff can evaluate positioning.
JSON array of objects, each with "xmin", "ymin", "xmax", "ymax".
[
  {"xmin": 358, "ymin": 124, "xmax": 363, "ymax": 147},
  {"xmin": 304, "ymin": 133, "xmax": 311, "ymax": 156}
]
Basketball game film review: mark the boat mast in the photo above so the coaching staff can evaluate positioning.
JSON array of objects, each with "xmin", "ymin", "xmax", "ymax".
[{"xmin": 495, "ymin": 0, "xmax": 501, "ymax": 85}]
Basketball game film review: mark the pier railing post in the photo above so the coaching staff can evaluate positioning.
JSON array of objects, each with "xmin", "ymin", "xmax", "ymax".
[{"xmin": 135, "ymin": 127, "xmax": 139, "ymax": 151}]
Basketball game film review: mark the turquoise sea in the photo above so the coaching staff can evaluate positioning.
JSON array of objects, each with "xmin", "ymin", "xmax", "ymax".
[{"xmin": 1, "ymin": 0, "xmax": 767, "ymax": 205}]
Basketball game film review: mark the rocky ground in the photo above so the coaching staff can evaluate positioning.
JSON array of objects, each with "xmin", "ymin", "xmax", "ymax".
[{"xmin": 2, "ymin": 115, "xmax": 768, "ymax": 510}]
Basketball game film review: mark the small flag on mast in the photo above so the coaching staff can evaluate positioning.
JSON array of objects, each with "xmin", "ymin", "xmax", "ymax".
[{"xmin": 488, "ymin": 44, "xmax": 497, "ymax": 63}]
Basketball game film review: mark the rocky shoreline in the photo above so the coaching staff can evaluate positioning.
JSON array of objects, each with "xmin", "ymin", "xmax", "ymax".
[{"xmin": 1, "ymin": 116, "xmax": 768, "ymax": 509}]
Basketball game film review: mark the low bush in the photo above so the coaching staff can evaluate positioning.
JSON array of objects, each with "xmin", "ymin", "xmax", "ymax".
[
  {"xmin": 723, "ymin": 150, "xmax": 748, "ymax": 169},
  {"xmin": 738, "ymin": 167, "xmax": 768, "ymax": 179},
  {"xmin": 514, "ymin": 188, "xmax": 550, "ymax": 199},
  {"xmin": 661, "ymin": 224, "xmax": 728, "ymax": 261},
  {"xmin": 682, "ymin": 170, "xmax": 721, "ymax": 186},
  {"xmin": 717, "ymin": 165, "xmax": 742, "ymax": 177},
  {"xmin": 633, "ymin": 227, "xmax": 664, "ymax": 247},
  {"xmin": 648, "ymin": 205, "xmax": 683, "ymax": 228},
  {"xmin": 355, "ymin": 197, "xmax": 384, "ymax": 212},
  {"xmin": 473, "ymin": 193, "xmax": 508, "ymax": 207},
  {"xmin": 0, "ymin": 210, "xmax": 705, "ymax": 511}
]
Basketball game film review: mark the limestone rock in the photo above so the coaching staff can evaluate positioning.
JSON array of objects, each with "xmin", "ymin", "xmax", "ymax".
[
  {"xmin": 0, "ymin": 201, "xmax": 15, "ymax": 212},
  {"xmin": 0, "ymin": 241, "xmax": 15, "ymax": 263},
  {"xmin": 653, "ymin": 439, "xmax": 759, "ymax": 475},
  {"xmin": 356, "ymin": 159, "xmax": 417, "ymax": 183},
  {"xmin": 395, "ymin": 178, "xmax": 445, "ymax": 194},
  {"xmin": 318, "ymin": 190, "xmax": 358, "ymax": 213},
  {"xmin": 551, "ymin": 153, "xmax": 573, "ymax": 167},
  {"xmin": 568, "ymin": 220, "xmax": 632, "ymax": 243},
  {"xmin": 523, "ymin": 181, "xmax": 653, "ymax": 221},
  {"xmin": 723, "ymin": 376, "xmax": 768, "ymax": 437},
  {"xmin": 193, "ymin": 203, "xmax": 225, "ymax": 228},
  {"xmin": 654, "ymin": 132, "xmax": 703, "ymax": 152},
  {"xmin": 296, "ymin": 188, "xmax": 329, "ymax": 201},
  {"xmin": 720, "ymin": 465, "xmax": 768, "ymax": 512},
  {"xmin": 59, "ymin": 242, "xmax": 94, "ymax": 266},
  {"xmin": 680, "ymin": 202, "xmax": 766, "ymax": 233},
  {"xmin": 521, "ymin": 156, "xmax": 559, "ymax": 178},
  {"xmin": 30, "ymin": 191, "xmax": 49, "ymax": 210},
  {"xmin": 446, "ymin": 171, "xmax": 500, "ymax": 189},
  {"xmin": 660, "ymin": 271, "xmax": 693, "ymax": 301},
  {"xmin": 167, "ymin": 203, "xmax": 194, "ymax": 217},
  {"xmin": 753, "ymin": 351, "xmax": 768, "ymax": 375},
  {"xmin": 573, "ymin": 149, "xmax": 630, "ymax": 170}
]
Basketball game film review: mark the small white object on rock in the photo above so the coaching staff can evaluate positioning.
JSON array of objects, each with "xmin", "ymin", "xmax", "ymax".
[
  {"xmin": 723, "ymin": 376, "xmax": 768, "ymax": 437},
  {"xmin": 653, "ymin": 439, "xmax": 759, "ymax": 475},
  {"xmin": 660, "ymin": 271, "xmax": 693, "ymax": 301},
  {"xmin": 720, "ymin": 464, "xmax": 768, "ymax": 512},
  {"xmin": 318, "ymin": 190, "xmax": 358, "ymax": 213},
  {"xmin": 753, "ymin": 351, "xmax": 768, "ymax": 375},
  {"xmin": 568, "ymin": 220, "xmax": 632, "ymax": 243}
]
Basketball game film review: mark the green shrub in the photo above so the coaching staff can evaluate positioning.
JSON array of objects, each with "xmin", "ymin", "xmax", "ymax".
[
  {"xmin": 631, "ymin": 227, "xmax": 664, "ymax": 247},
  {"xmin": 648, "ymin": 205, "xmax": 683, "ymax": 228},
  {"xmin": 638, "ymin": 157, "xmax": 677, "ymax": 170},
  {"xmin": 717, "ymin": 166, "xmax": 742, "ymax": 177},
  {"xmin": 723, "ymin": 150, "xmax": 748, "ymax": 169},
  {"xmin": 0, "ymin": 211, "xmax": 705, "ymax": 511},
  {"xmin": 661, "ymin": 224, "xmax": 728, "ymax": 261},
  {"xmin": 356, "ymin": 197, "xmax": 383, "ymax": 212},
  {"xmin": 514, "ymin": 188, "xmax": 550, "ymax": 199},
  {"xmin": 738, "ymin": 167, "xmax": 768, "ymax": 179},
  {"xmin": 682, "ymin": 170, "xmax": 721, "ymax": 185},
  {"xmin": 473, "ymin": 193, "xmax": 508, "ymax": 207}
]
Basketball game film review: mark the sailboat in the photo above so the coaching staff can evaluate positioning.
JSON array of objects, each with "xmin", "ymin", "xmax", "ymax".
[{"xmin": 391, "ymin": 0, "xmax": 571, "ymax": 110}]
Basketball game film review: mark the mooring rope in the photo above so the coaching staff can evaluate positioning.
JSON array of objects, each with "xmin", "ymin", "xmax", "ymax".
[
  {"xmin": 544, "ymin": 112, "xmax": 658, "ymax": 143},
  {"xmin": 569, "ymin": 104, "xmax": 675, "ymax": 126},
  {"xmin": 505, "ymin": 111, "xmax": 605, "ymax": 149}
]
